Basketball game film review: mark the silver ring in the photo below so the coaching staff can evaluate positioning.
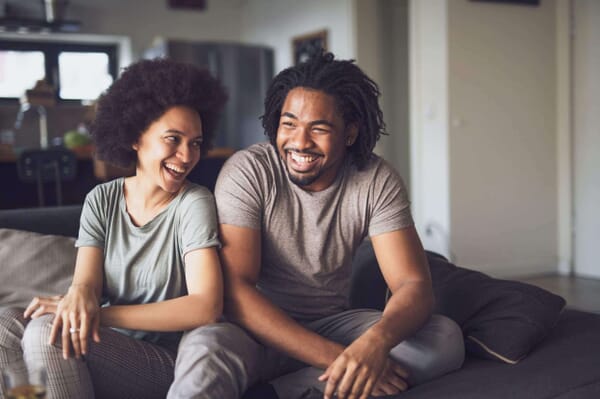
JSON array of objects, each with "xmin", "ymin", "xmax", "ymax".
[{"xmin": 69, "ymin": 327, "xmax": 80, "ymax": 334}]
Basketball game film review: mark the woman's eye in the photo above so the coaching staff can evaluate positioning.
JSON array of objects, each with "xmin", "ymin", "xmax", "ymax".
[
  {"xmin": 165, "ymin": 136, "xmax": 178, "ymax": 143},
  {"xmin": 192, "ymin": 141, "xmax": 202, "ymax": 148}
]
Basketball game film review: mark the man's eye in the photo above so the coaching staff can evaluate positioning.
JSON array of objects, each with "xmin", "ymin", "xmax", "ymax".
[
  {"xmin": 282, "ymin": 121, "xmax": 295, "ymax": 127},
  {"xmin": 192, "ymin": 141, "xmax": 202, "ymax": 147}
]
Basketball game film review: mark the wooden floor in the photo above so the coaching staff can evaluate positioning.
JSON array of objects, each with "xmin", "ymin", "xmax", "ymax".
[{"xmin": 519, "ymin": 274, "xmax": 600, "ymax": 314}]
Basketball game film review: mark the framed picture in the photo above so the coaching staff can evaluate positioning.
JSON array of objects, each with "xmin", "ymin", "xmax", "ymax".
[
  {"xmin": 470, "ymin": 0, "xmax": 539, "ymax": 5},
  {"xmin": 292, "ymin": 30, "xmax": 328, "ymax": 65},
  {"xmin": 167, "ymin": 0, "xmax": 206, "ymax": 10}
]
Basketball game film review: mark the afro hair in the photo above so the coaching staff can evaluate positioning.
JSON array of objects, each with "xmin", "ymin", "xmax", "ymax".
[{"xmin": 91, "ymin": 58, "xmax": 227, "ymax": 168}]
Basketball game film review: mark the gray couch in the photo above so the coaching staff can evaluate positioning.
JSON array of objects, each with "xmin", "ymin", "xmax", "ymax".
[{"xmin": 1, "ymin": 205, "xmax": 599, "ymax": 398}]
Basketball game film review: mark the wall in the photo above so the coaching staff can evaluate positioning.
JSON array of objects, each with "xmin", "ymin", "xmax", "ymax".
[
  {"xmin": 239, "ymin": 0, "xmax": 355, "ymax": 75},
  {"xmin": 447, "ymin": 0, "xmax": 558, "ymax": 276},
  {"xmin": 573, "ymin": 0, "xmax": 600, "ymax": 278},
  {"xmin": 68, "ymin": 0, "xmax": 243, "ymax": 59},
  {"xmin": 409, "ymin": 0, "xmax": 451, "ymax": 257}
]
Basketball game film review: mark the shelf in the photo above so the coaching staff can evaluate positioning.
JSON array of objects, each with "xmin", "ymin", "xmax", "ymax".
[{"xmin": 0, "ymin": 17, "xmax": 80, "ymax": 33}]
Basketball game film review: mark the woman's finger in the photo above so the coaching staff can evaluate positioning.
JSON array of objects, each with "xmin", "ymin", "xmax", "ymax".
[
  {"xmin": 79, "ymin": 313, "xmax": 90, "ymax": 355},
  {"xmin": 69, "ymin": 312, "xmax": 81, "ymax": 359},
  {"xmin": 23, "ymin": 297, "xmax": 40, "ymax": 318},
  {"xmin": 92, "ymin": 316, "xmax": 101, "ymax": 343},
  {"xmin": 49, "ymin": 313, "xmax": 62, "ymax": 345},
  {"xmin": 61, "ymin": 314, "xmax": 71, "ymax": 359}
]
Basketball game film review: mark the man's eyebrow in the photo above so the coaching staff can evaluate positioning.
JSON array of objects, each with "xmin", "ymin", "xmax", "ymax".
[
  {"xmin": 310, "ymin": 119, "xmax": 335, "ymax": 128},
  {"xmin": 281, "ymin": 112, "xmax": 298, "ymax": 119}
]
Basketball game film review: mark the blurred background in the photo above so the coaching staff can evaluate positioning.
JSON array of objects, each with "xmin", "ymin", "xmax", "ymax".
[{"xmin": 0, "ymin": 0, "xmax": 598, "ymax": 288}]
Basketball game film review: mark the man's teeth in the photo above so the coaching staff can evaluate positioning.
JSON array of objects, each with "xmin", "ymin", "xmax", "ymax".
[
  {"xmin": 290, "ymin": 153, "xmax": 316, "ymax": 163},
  {"xmin": 165, "ymin": 163, "xmax": 185, "ymax": 174}
]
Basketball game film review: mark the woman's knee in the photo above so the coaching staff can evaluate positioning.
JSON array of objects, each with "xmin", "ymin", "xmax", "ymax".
[
  {"xmin": 0, "ymin": 307, "xmax": 27, "ymax": 363},
  {"xmin": 22, "ymin": 314, "xmax": 59, "ymax": 358}
]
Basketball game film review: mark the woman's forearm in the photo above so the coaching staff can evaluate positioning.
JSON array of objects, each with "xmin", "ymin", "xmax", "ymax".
[{"xmin": 100, "ymin": 293, "xmax": 221, "ymax": 332}]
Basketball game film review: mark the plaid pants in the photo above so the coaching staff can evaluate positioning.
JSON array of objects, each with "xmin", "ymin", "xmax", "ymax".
[{"xmin": 0, "ymin": 307, "xmax": 176, "ymax": 399}]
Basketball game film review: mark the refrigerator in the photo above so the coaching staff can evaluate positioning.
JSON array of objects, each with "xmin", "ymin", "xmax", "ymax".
[{"xmin": 145, "ymin": 38, "xmax": 274, "ymax": 150}]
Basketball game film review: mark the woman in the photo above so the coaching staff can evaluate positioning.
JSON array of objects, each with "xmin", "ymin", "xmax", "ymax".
[{"xmin": 0, "ymin": 58, "xmax": 227, "ymax": 399}]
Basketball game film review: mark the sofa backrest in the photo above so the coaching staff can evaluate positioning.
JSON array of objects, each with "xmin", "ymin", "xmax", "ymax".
[{"xmin": 0, "ymin": 205, "xmax": 82, "ymax": 237}]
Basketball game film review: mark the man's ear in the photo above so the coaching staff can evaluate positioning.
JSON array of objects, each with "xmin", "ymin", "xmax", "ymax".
[{"xmin": 346, "ymin": 124, "xmax": 358, "ymax": 146}]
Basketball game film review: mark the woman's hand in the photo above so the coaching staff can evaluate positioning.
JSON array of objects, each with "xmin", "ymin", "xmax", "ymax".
[
  {"xmin": 49, "ymin": 284, "xmax": 101, "ymax": 360},
  {"xmin": 23, "ymin": 295, "xmax": 63, "ymax": 319}
]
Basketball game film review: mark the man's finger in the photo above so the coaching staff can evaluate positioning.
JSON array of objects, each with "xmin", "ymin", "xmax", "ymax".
[
  {"xmin": 390, "ymin": 361, "xmax": 409, "ymax": 379},
  {"xmin": 359, "ymin": 377, "xmax": 377, "ymax": 399},
  {"xmin": 335, "ymin": 363, "xmax": 359, "ymax": 399},
  {"xmin": 323, "ymin": 362, "xmax": 345, "ymax": 399}
]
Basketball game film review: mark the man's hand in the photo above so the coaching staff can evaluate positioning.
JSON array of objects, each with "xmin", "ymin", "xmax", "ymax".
[{"xmin": 318, "ymin": 333, "xmax": 408, "ymax": 399}]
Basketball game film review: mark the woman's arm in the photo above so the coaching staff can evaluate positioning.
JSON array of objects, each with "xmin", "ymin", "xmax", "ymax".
[{"xmin": 100, "ymin": 246, "xmax": 223, "ymax": 332}]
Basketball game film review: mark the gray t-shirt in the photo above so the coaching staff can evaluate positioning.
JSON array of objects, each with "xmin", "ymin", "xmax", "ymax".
[
  {"xmin": 76, "ymin": 178, "xmax": 220, "ymax": 343},
  {"xmin": 215, "ymin": 143, "xmax": 413, "ymax": 321}
]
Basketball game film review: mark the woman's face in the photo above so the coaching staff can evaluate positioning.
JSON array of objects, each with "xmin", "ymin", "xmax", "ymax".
[{"xmin": 132, "ymin": 105, "xmax": 203, "ymax": 194}]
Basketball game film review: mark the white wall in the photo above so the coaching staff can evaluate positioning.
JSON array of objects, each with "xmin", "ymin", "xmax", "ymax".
[
  {"xmin": 239, "ymin": 0, "xmax": 355, "ymax": 74},
  {"xmin": 409, "ymin": 0, "xmax": 451, "ymax": 258},
  {"xmin": 573, "ymin": 0, "xmax": 600, "ymax": 278},
  {"xmin": 377, "ymin": 0, "xmax": 410, "ymax": 188},
  {"xmin": 447, "ymin": 0, "xmax": 558, "ymax": 276},
  {"xmin": 69, "ymin": 0, "xmax": 243, "ymax": 58}
]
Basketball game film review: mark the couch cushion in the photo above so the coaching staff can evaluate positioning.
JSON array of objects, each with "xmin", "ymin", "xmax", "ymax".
[
  {"xmin": 0, "ymin": 228, "xmax": 76, "ymax": 308},
  {"xmin": 350, "ymin": 241, "xmax": 566, "ymax": 364},
  {"xmin": 427, "ymin": 252, "xmax": 566, "ymax": 363}
]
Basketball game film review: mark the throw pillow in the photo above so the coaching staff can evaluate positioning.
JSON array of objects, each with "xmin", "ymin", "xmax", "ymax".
[
  {"xmin": 350, "ymin": 241, "xmax": 566, "ymax": 364},
  {"xmin": 428, "ymin": 252, "xmax": 566, "ymax": 364},
  {"xmin": 0, "ymin": 228, "xmax": 76, "ymax": 308}
]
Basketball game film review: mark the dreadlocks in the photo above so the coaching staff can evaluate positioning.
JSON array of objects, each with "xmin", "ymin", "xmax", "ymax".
[{"xmin": 261, "ymin": 51, "xmax": 386, "ymax": 169}]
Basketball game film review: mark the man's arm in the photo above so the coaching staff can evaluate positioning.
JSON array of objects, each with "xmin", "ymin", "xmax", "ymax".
[
  {"xmin": 219, "ymin": 223, "xmax": 345, "ymax": 369},
  {"xmin": 321, "ymin": 226, "xmax": 433, "ymax": 399}
]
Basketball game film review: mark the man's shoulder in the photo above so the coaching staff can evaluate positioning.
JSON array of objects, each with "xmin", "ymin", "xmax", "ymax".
[
  {"xmin": 350, "ymin": 154, "xmax": 398, "ymax": 181},
  {"xmin": 220, "ymin": 142, "xmax": 280, "ymax": 181}
]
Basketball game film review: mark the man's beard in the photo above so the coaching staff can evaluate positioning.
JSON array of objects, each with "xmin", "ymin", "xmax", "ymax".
[{"xmin": 285, "ymin": 164, "xmax": 320, "ymax": 187}]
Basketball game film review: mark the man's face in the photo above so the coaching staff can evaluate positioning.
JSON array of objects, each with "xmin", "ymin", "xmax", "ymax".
[{"xmin": 276, "ymin": 87, "xmax": 357, "ymax": 192}]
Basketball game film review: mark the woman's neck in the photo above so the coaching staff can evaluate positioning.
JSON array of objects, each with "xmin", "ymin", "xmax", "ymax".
[{"xmin": 123, "ymin": 176, "xmax": 182, "ymax": 226}]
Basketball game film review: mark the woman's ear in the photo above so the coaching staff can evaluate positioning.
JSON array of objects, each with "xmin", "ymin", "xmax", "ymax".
[
  {"xmin": 346, "ymin": 124, "xmax": 358, "ymax": 146},
  {"xmin": 132, "ymin": 142, "xmax": 139, "ymax": 151}
]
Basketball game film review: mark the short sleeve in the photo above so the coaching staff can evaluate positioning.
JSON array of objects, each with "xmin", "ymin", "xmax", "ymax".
[
  {"xmin": 214, "ymin": 150, "xmax": 265, "ymax": 230},
  {"xmin": 75, "ymin": 187, "xmax": 106, "ymax": 249},
  {"xmin": 178, "ymin": 187, "xmax": 221, "ymax": 258},
  {"xmin": 368, "ymin": 161, "xmax": 414, "ymax": 237}
]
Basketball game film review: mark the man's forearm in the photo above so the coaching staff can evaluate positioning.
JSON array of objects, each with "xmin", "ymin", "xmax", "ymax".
[
  {"xmin": 367, "ymin": 280, "xmax": 434, "ymax": 349},
  {"xmin": 226, "ymin": 281, "xmax": 344, "ymax": 369}
]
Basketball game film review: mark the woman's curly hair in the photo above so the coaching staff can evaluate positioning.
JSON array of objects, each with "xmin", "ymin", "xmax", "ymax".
[
  {"xmin": 91, "ymin": 58, "xmax": 227, "ymax": 168},
  {"xmin": 261, "ymin": 51, "xmax": 386, "ymax": 169}
]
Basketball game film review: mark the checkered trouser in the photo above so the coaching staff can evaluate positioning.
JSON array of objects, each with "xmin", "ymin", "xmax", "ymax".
[{"xmin": 0, "ymin": 307, "xmax": 176, "ymax": 399}]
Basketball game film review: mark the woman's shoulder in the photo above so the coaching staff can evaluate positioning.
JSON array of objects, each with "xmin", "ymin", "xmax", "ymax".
[
  {"xmin": 179, "ymin": 182, "xmax": 215, "ymax": 205},
  {"xmin": 85, "ymin": 177, "xmax": 124, "ymax": 204}
]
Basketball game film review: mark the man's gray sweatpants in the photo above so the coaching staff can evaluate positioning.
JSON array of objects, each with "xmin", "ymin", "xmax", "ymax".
[{"xmin": 167, "ymin": 310, "xmax": 465, "ymax": 399}]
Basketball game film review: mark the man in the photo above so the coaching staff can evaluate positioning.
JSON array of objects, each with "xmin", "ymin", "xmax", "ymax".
[{"xmin": 168, "ymin": 52, "xmax": 464, "ymax": 399}]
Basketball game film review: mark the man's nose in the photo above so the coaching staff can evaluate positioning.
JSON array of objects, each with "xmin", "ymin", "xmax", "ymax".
[{"xmin": 290, "ymin": 127, "xmax": 312, "ymax": 149}]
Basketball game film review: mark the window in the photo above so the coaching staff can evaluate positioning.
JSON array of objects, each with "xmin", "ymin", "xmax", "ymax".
[{"xmin": 0, "ymin": 40, "xmax": 117, "ymax": 102}]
